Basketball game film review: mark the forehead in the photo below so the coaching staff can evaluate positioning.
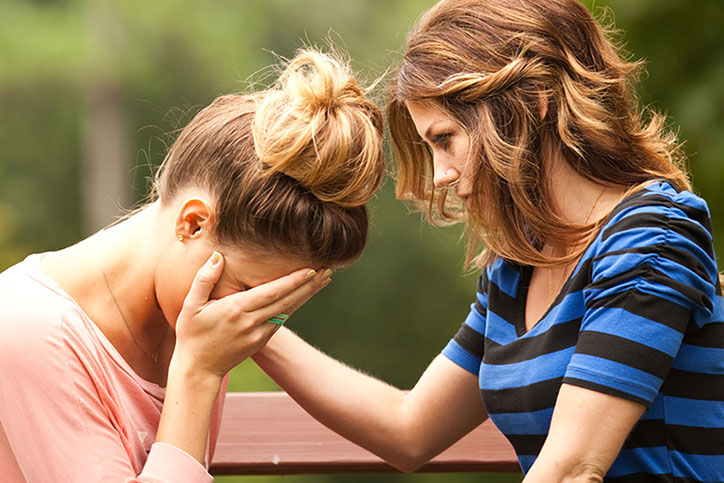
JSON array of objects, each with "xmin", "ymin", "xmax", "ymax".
[{"xmin": 405, "ymin": 100, "xmax": 456, "ymax": 134}]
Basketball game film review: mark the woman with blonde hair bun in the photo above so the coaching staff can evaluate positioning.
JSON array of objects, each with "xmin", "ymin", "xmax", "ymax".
[
  {"xmin": 0, "ymin": 48, "xmax": 384, "ymax": 482},
  {"xmin": 253, "ymin": 1, "xmax": 724, "ymax": 481}
]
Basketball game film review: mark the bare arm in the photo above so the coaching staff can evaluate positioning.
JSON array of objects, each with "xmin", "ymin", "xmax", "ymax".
[
  {"xmin": 253, "ymin": 326, "xmax": 487, "ymax": 472},
  {"xmin": 523, "ymin": 384, "xmax": 645, "ymax": 482}
]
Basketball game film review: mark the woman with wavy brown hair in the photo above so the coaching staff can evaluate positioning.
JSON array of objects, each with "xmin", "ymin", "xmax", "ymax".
[
  {"xmin": 0, "ymin": 49, "xmax": 384, "ymax": 482},
  {"xmin": 254, "ymin": 1, "xmax": 724, "ymax": 481}
]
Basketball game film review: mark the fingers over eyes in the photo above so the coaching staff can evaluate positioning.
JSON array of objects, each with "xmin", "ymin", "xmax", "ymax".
[{"xmin": 228, "ymin": 268, "xmax": 321, "ymax": 313}]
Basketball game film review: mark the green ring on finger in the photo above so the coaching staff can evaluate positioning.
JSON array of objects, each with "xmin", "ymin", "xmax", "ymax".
[{"xmin": 267, "ymin": 314, "xmax": 289, "ymax": 326}]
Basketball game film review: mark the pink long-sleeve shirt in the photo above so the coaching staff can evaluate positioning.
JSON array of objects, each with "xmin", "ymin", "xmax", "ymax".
[{"xmin": 0, "ymin": 255, "xmax": 227, "ymax": 482}]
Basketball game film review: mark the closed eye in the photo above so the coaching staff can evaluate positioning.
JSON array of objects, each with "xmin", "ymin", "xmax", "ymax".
[{"xmin": 429, "ymin": 132, "xmax": 452, "ymax": 149}]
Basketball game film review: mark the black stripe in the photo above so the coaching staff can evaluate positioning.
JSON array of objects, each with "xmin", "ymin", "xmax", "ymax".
[
  {"xmin": 487, "ymin": 278, "xmax": 523, "ymax": 327},
  {"xmin": 452, "ymin": 323, "xmax": 484, "ymax": 360},
  {"xmin": 505, "ymin": 433, "xmax": 546, "ymax": 457},
  {"xmin": 661, "ymin": 369, "xmax": 724, "ymax": 400},
  {"xmin": 574, "ymin": 332, "xmax": 675, "ymax": 380},
  {"xmin": 601, "ymin": 212, "xmax": 713, "ymax": 259},
  {"xmin": 475, "ymin": 272, "xmax": 489, "ymax": 315},
  {"xmin": 685, "ymin": 321, "xmax": 724, "ymax": 348},
  {"xmin": 669, "ymin": 217, "xmax": 715, "ymax": 258},
  {"xmin": 623, "ymin": 419, "xmax": 666, "ymax": 449},
  {"xmin": 604, "ymin": 473, "xmax": 701, "ymax": 483},
  {"xmin": 622, "ymin": 420, "xmax": 724, "ymax": 456},
  {"xmin": 605, "ymin": 189, "xmax": 653, "ymax": 222},
  {"xmin": 665, "ymin": 425, "xmax": 724, "ymax": 455},
  {"xmin": 482, "ymin": 377, "xmax": 562, "ymax": 414},
  {"xmin": 606, "ymin": 189, "xmax": 712, "ymax": 235},
  {"xmin": 587, "ymin": 287, "xmax": 691, "ymax": 335},
  {"xmin": 594, "ymin": 244, "xmax": 711, "ymax": 285},
  {"xmin": 589, "ymin": 266, "xmax": 712, "ymax": 314},
  {"xmin": 602, "ymin": 212, "xmax": 671, "ymax": 242},
  {"xmin": 484, "ymin": 318, "xmax": 581, "ymax": 365},
  {"xmin": 562, "ymin": 378, "xmax": 651, "ymax": 408}
]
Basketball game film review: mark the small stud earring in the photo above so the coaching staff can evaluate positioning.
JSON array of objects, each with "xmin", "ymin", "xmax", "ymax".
[{"xmin": 177, "ymin": 234, "xmax": 184, "ymax": 242}]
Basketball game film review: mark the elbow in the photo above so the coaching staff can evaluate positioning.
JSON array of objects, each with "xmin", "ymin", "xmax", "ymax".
[
  {"xmin": 388, "ymin": 454, "xmax": 428, "ymax": 473},
  {"xmin": 384, "ymin": 437, "xmax": 436, "ymax": 473}
]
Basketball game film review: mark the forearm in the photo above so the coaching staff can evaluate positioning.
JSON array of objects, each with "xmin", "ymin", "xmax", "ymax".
[
  {"xmin": 253, "ymin": 327, "xmax": 487, "ymax": 471},
  {"xmin": 155, "ymin": 356, "xmax": 223, "ymax": 465},
  {"xmin": 522, "ymin": 384, "xmax": 645, "ymax": 483},
  {"xmin": 523, "ymin": 454, "xmax": 607, "ymax": 483},
  {"xmin": 252, "ymin": 327, "xmax": 414, "ymax": 466}
]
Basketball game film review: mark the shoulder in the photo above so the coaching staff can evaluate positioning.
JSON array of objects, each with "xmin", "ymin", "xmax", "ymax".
[
  {"xmin": 0, "ymin": 256, "xmax": 89, "ymax": 365},
  {"xmin": 602, "ymin": 181, "xmax": 712, "ymax": 242},
  {"xmin": 587, "ymin": 181, "xmax": 719, "ymax": 322},
  {"xmin": 594, "ymin": 181, "xmax": 715, "ymax": 263}
]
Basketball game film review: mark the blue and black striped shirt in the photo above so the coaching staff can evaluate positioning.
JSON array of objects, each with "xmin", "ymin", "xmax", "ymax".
[{"xmin": 443, "ymin": 181, "xmax": 724, "ymax": 482}]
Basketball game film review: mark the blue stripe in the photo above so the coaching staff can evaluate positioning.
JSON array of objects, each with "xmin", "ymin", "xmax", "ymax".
[
  {"xmin": 671, "ymin": 344, "xmax": 724, "ymax": 375},
  {"xmin": 528, "ymin": 293, "xmax": 586, "ymax": 336},
  {"xmin": 494, "ymin": 261, "xmax": 521, "ymax": 298},
  {"xmin": 636, "ymin": 276, "xmax": 709, "ymax": 313},
  {"xmin": 476, "ymin": 290, "xmax": 488, "ymax": 311},
  {"xmin": 665, "ymin": 396, "xmax": 724, "ymax": 427},
  {"xmin": 485, "ymin": 309, "xmax": 518, "ymax": 345},
  {"xmin": 491, "ymin": 408, "xmax": 554, "ymax": 435},
  {"xmin": 671, "ymin": 452, "xmax": 724, "ymax": 481},
  {"xmin": 566, "ymin": 354, "xmax": 663, "ymax": 403},
  {"xmin": 441, "ymin": 340, "xmax": 480, "ymax": 375},
  {"xmin": 516, "ymin": 454, "xmax": 536, "ymax": 472},
  {"xmin": 640, "ymin": 396, "xmax": 665, "ymax": 419},
  {"xmin": 607, "ymin": 446, "xmax": 671, "ymax": 477},
  {"xmin": 581, "ymin": 308, "xmax": 685, "ymax": 357},
  {"xmin": 481, "ymin": 348, "xmax": 574, "ymax": 390},
  {"xmin": 712, "ymin": 296, "xmax": 724, "ymax": 320},
  {"xmin": 599, "ymin": 224, "xmax": 667, "ymax": 252},
  {"xmin": 463, "ymin": 304, "xmax": 486, "ymax": 335}
]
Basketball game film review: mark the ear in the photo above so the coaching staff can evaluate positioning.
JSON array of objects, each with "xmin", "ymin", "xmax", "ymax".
[{"xmin": 174, "ymin": 197, "xmax": 215, "ymax": 242}]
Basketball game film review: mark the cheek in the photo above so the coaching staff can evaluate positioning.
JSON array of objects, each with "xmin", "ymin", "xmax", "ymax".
[{"xmin": 209, "ymin": 280, "xmax": 238, "ymax": 301}]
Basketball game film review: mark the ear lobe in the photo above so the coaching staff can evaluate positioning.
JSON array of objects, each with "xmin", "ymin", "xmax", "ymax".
[{"xmin": 175, "ymin": 197, "xmax": 215, "ymax": 241}]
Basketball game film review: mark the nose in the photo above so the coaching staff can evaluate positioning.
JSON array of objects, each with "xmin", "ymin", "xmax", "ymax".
[{"xmin": 433, "ymin": 166, "xmax": 460, "ymax": 188}]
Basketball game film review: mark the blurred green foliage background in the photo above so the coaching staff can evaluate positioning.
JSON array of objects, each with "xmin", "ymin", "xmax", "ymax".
[{"xmin": 1, "ymin": 1, "xmax": 722, "ymax": 482}]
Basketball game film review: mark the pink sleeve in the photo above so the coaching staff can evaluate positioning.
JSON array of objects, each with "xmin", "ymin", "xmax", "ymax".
[
  {"xmin": 0, "ymin": 307, "xmax": 212, "ymax": 482},
  {"xmin": 139, "ymin": 443, "xmax": 212, "ymax": 483}
]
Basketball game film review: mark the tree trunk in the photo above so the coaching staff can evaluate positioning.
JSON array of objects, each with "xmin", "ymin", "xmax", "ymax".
[{"xmin": 81, "ymin": 1, "xmax": 130, "ymax": 234}]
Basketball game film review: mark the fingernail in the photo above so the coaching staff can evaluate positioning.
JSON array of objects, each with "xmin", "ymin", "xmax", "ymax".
[
  {"xmin": 210, "ymin": 252, "xmax": 221, "ymax": 265},
  {"xmin": 321, "ymin": 277, "xmax": 332, "ymax": 287},
  {"xmin": 321, "ymin": 268, "xmax": 333, "ymax": 279},
  {"xmin": 304, "ymin": 269, "xmax": 317, "ymax": 280}
]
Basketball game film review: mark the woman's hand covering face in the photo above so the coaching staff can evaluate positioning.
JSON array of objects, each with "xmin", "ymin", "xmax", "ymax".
[{"xmin": 173, "ymin": 252, "xmax": 328, "ymax": 378}]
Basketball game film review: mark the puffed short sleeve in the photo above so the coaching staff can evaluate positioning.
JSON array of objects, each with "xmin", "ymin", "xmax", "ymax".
[{"xmin": 564, "ymin": 187, "xmax": 719, "ymax": 407}]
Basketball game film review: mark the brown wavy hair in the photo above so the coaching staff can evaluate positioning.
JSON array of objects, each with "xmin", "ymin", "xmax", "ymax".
[
  {"xmin": 154, "ymin": 49, "xmax": 385, "ymax": 267},
  {"xmin": 388, "ymin": 0, "xmax": 690, "ymax": 268}
]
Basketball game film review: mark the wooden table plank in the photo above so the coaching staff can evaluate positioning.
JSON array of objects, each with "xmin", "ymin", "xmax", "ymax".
[{"xmin": 210, "ymin": 392, "xmax": 520, "ymax": 475}]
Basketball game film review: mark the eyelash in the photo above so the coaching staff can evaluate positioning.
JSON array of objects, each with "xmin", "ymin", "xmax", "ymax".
[{"xmin": 430, "ymin": 133, "xmax": 452, "ymax": 149}]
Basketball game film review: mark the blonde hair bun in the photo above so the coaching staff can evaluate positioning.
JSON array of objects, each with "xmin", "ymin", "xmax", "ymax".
[{"xmin": 252, "ymin": 49, "xmax": 384, "ymax": 207}]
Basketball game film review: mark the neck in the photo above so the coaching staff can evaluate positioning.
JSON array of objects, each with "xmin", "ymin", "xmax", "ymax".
[
  {"xmin": 546, "ymin": 154, "xmax": 624, "ymax": 228},
  {"xmin": 94, "ymin": 204, "xmax": 169, "ymax": 350},
  {"xmin": 41, "ymin": 202, "xmax": 172, "ymax": 381}
]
